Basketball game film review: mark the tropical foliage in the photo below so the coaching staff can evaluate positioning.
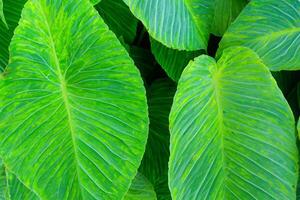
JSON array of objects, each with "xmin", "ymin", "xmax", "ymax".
[{"xmin": 0, "ymin": 0, "xmax": 299, "ymax": 199}]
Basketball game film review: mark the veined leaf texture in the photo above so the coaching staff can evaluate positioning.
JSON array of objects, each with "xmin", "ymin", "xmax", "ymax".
[{"xmin": 0, "ymin": 0, "xmax": 300, "ymax": 199}]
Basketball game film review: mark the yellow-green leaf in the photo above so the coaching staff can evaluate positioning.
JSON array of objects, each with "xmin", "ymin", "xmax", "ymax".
[
  {"xmin": 0, "ymin": 0, "xmax": 148, "ymax": 199},
  {"xmin": 169, "ymin": 46, "xmax": 298, "ymax": 199},
  {"xmin": 219, "ymin": 0, "xmax": 300, "ymax": 70}
]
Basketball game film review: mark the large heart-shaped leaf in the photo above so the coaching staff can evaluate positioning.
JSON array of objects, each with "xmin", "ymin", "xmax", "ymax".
[
  {"xmin": 0, "ymin": 0, "xmax": 26, "ymax": 71},
  {"xmin": 0, "ymin": 0, "xmax": 148, "ymax": 199},
  {"xmin": 169, "ymin": 46, "xmax": 298, "ymax": 199},
  {"xmin": 140, "ymin": 79, "xmax": 175, "ymax": 199},
  {"xmin": 96, "ymin": 0, "xmax": 138, "ymax": 44},
  {"xmin": 122, "ymin": 0, "xmax": 214, "ymax": 50},
  {"xmin": 211, "ymin": 0, "xmax": 247, "ymax": 36},
  {"xmin": 219, "ymin": 0, "xmax": 300, "ymax": 70}
]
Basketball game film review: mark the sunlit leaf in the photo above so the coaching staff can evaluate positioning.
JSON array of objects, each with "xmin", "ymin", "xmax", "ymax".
[
  {"xmin": 0, "ymin": 160, "xmax": 39, "ymax": 199},
  {"xmin": 0, "ymin": 0, "xmax": 148, "ymax": 199},
  {"xmin": 219, "ymin": 0, "xmax": 300, "ymax": 70},
  {"xmin": 123, "ymin": 0, "xmax": 214, "ymax": 50},
  {"xmin": 169, "ymin": 46, "xmax": 298, "ymax": 199}
]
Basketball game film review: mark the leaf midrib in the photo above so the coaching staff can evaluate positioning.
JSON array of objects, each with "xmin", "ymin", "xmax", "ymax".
[
  {"xmin": 38, "ymin": 1, "xmax": 83, "ymax": 197},
  {"xmin": 212, "ymin": 64, "xmax": 226, "ymax": 198},
  {"xmin": 256, "ymin": 27, "xmax": 300, "ymax": 42}
]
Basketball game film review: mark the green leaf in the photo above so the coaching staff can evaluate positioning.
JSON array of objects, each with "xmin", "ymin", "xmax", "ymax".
[
  {"xmin": 95, "ymin": 0, "xmax": 138, "ymax": 44},
  {"xmin": 211, "ymin": 0, "xmax": 247, "ymax": 36},
  {"xmin": 286, "ymin": 85, "xmax": 300, "ymax": 118},
  {"xmin": 272, "ymin": 71, "xmax": 300, "ymax": 96},
  {"xmin": 0, "ymin": 0, "xmax": 104, "ymax": 71},
  {"xmin": 124, "ymin": 173, "xmax": 157, "ymax": 200},
  {"xmin": 0, "ymin": 0, "xmax": 148, "ymax": 199},
  {"xmin": 297, "ymin": 83, "xmax": 300, "ymax": 111},
  {"xmin": 153, "ymin": 177, "xmax": 171, "ymax": 200},
  {"xmin": 219, "ymin": 0, "xmax": 300, "ymax": 70},
  {"xmin": 0, "ymin": 160, "xmax": 39, "ymax": 200},
  {"xmin": 129, "ymin": 46, "xmax": 159, "ymax": 85},
  {"xmin": 296, "ymin": 119, "xmax": 300, "ymax": 200},
  {"xmin": 169, "ymin": 46, "xmax": 298, "ymax": 199},
  {"xmin": 150, "ymin": 38, "xmax": 203, "ymax": 82},
  {"xmin": 122, "ymin": 0, "xmax": 214, "ymax": 50},
  {"xmin": 90, "ymin": 0, "xmax": 101, "ymax": 5},
  {"xmin": 0, "ymin": 0, "xmax": 27, "ymax": 71},
  {"xmin": 0, "ymin": 160, "xmax": 7, "ymax": 199},
  {"xmin": 0, "ymin": 0, "xmax": 8, "ymax": 29},
  {"xmin": 140, "ymin": 79, "xmax": 175, "ymax": 200}
]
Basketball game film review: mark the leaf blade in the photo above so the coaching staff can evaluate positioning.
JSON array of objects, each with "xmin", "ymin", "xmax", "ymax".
[
  {"xmin": 219, "ymin": 0, "xmax": 300, "ymax": 70},
  {"xmin": 169, "ymin": 46, "xmax": 298, "ymax": 199},
  {"xmin": 124, "ymin": 173, "xmax": 157, "ymax": 200},
  {"xmin": 0, "ymin": 0, "xmax": 148, "ymax": 199},
  {"xmin": 123, "ymin": 0, "xmax": 214, "ymax": 50}
]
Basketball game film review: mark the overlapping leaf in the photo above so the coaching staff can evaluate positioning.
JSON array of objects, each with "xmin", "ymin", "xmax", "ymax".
[
  {"xmin": 297, "ymin": 119, "xmax": 300, "ymax": 199},
  {"xmin": 0, "ymin": 0, "xmax": 148, "ymax": 199},
  {"xmin": 211, "ymin": 0, "xmax": 247, "ymax": 36},
  {"xmin": 169, "ymin": 46, "xmax": 298, "ymax": 199},
  {"xmin": 219, "ymin": 0, "xmax": 300, "ymax": 70},
  {"xmin": 0, "ymin": 0, "xmax": 27, "ymax": 71},
  {"xmin": 140, "ymin": 79, "xmax": 175, "ymax": 199},
  {"xmin": 124, "ymin": 173, "xmax": 157, "ymax": 200},
  {"xmin": 90, "ymin": 0, "xmax": 100, "ymax": 5},
  {"xmin": 96, "ymin": 0, "xmax": 138, "ymax": 44},
  {"xmin": 150, "ymin": 38, "xmax": 202, "ymax": 82},
  {"xmin": 129, "ymin": 46, "xmax": 160, "ymax": 85},
  {"xmin": 123, "ymin": 0, "xmax": 214, "ymax": 50},
  {"xmin": 0, "ymin": 0, "xmax": 7, "ymax": 28}
]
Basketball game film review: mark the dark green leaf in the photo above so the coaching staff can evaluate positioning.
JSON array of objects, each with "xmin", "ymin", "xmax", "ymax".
[
  {"xmin": 124, "ymin": 173, "xmax": 157, "ymax": 200},
  {"xmin": 0, "ymin": 0, "xmax": 27, "ymax": 71},
  {"xmin": 211, "ymin": 0, "xmax": 247, "ymax": 36},
  {"xmin": 140, "ymin": 79, "xmax": 176, "ymax": 200},
  {"xmin": 96, "ymin": 0, "xmax": 138, "ymax": 44},
  {"xmin": 150, "ymin": 38, "xmax": 203, "ymax": 82}
]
